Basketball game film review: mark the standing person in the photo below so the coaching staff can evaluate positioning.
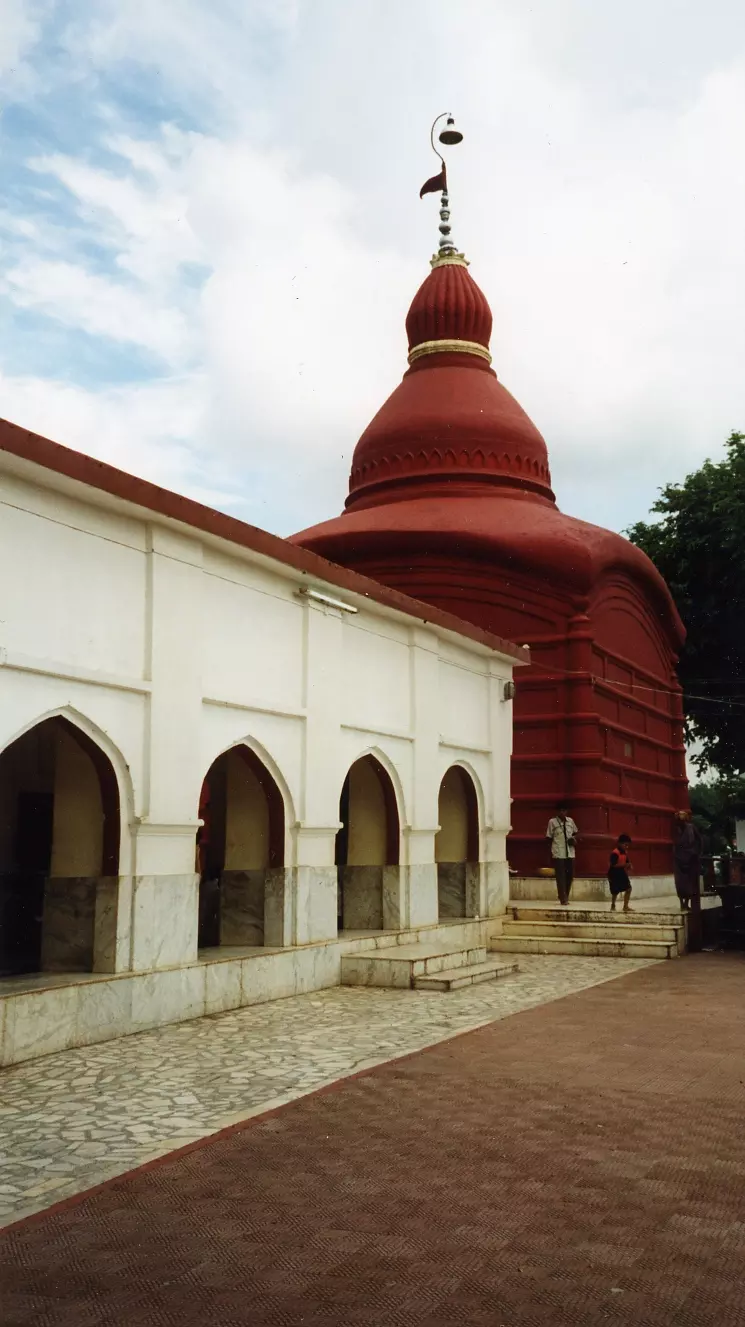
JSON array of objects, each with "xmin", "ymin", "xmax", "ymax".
[
  {"xmin": 673, "ymin": 810, "xmax": 702, "ymax": 911},
  {"xmin": 546, "ymin": 802, "xmax": 579, "ymax": 905},
  {"xmin": 608, "ymin": 834, "xmax": 633, "ymax": 913}
]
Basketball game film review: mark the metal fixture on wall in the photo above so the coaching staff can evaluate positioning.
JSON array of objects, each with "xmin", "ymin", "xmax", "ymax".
[{"xmin": 296, "ymin": 587, "xmax": 359, "ymax": 614}]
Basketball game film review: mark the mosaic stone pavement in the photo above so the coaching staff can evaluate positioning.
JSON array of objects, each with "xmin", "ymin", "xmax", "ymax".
[{"xmin": 0, "ymin": 954, "xmax": 654, "ymax": 1229}]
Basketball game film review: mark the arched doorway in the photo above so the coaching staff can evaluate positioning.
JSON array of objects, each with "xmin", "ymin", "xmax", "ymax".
[
  {"xmin": 0, "ymin": 716, "xmax": 120, "ymax": 977},
  {"xmin": 436, "ymin": 766, "xmax": 479, "ymax": 919},
  {"xmin": 197, "ymin": 745, "xmax": 284, "ymax": 950},
  {"xmin": 336, "ymin": 755, "xmax": 400, "ymax": 932}
]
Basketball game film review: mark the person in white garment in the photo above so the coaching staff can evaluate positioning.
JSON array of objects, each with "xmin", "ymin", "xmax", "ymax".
[{"xmin": 545, "ymin": 802, "xmax": 579, "ymax": 905}]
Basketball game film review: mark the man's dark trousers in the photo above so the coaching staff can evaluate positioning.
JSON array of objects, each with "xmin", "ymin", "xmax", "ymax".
[{"xmin": 554, "ymin": 858, "xmax": 574, "ymax": 905}]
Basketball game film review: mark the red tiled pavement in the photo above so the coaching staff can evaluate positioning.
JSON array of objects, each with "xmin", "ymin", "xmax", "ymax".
[{"xmin": 2, "ymin": 953, "xmax": 745, "ymax": 1326}]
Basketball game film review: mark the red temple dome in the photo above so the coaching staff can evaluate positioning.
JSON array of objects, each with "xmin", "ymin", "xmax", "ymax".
[{"xmin": 346, "ymin": 254, "xmax": 554, "ymax": 510}]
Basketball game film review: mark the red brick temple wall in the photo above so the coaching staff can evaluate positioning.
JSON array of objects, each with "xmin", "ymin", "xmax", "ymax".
[{"xmin": 339, "ymin": 552, "xmax": 687, "ymax": 878}]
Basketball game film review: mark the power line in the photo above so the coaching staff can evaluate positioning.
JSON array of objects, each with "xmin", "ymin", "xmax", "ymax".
[{"xmin": 522, "ymin": 656, "xmax": 745, "ymax": 710}]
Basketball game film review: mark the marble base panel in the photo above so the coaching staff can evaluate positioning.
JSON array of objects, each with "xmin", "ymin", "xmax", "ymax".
[
  {"xmin": 485, "ymin": 860, "xmax": 510, "ymax": 919},
  {"xmin": 294, "ymin": 866, "xmax": 338, "ymax": 945},
  {"xmin": 467, "ymin": 862, "xmax": 486, "ymax": 918},
  {"xmin": 509, "ymin": 874, "xmax": 679, "ymax": 903},
  {"xmin": 403, "ymin": 863, "xmax": 439, "ymax": 929},
  {"xmin": 341, "ymin": 865, "xmax": 384, "ymax": 931},
  {"xmin": 382, "ymin": 866, "xmax": 402, "ymax": 930},
  {"xmin": 437, "ymin": 863, "xmax": 467, "ymax": 920},
  {"xmin": 220, "ymin": 870, "xmax": 265, "ymax": 946},
  {"xmin": 93, "ymin": 876, "xmax": 130, "ymax": 974},
  {"xmin": 264, "ymin": 868, "xmax": 291, "ymax": 947},
  {"xmin": 41, "ymin": 878, "xmax": 97, "ymax": 972},
  {"xmin": 0, "ymin": 917, "xmax": 489, "ymax": 1067},
  {"xmin": 130, "ymin": 874, "xmax": 199, "ymax": 971}
]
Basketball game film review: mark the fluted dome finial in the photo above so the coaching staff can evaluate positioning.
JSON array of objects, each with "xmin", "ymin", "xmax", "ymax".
[{"xmin": 406, "ymin": 261, "xmax": 493, "ymax": 365}]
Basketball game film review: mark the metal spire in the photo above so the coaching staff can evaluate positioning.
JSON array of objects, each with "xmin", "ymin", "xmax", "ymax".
[{"xmin": 419, "ymin": 113, "xmax": 464, "ymax": 263}]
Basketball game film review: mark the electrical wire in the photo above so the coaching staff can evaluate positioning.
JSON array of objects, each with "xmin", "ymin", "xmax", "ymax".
[{"xmin": 522, "ymin": 654, "xmax": 745, "ymax": 709}]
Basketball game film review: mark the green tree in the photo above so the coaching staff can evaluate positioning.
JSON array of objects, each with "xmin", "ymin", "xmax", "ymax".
[
  {"xmin": 689, "ymin": 779, "xmax": 745, "ymax": 854},
  {"xmin": 628, "ymin": 431, "xmax": 745, "ymax": 778}
]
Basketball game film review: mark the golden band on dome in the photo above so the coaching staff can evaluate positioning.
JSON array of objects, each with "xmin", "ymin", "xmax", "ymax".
[
  {"xmin": 408, "ymin": 338, "xmax": 492, "ymax": 365},
  {"xmin": 430, "ymin": 252, "xmax": 469, "ymax": 269}
]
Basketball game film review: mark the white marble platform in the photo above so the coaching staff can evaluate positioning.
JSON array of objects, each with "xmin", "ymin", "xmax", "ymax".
[
  {"xmin": 0, "ymin": 917, "xmax": 488, "ymax": 1068},
  {"xmin": 510, "ymin": 874, "xmax": 679, "ymax": 902}
]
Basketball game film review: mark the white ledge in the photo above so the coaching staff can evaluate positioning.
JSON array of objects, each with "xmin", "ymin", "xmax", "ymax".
[{"xmin": 0, "ymin": 648, "xmax": 151, "ymax": 694}]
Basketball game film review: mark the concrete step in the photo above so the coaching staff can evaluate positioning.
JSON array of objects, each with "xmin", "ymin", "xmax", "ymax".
[
  {"xmin": 413, "ymin": 958, "xmax": 519, "ymax": 992},
  {"xmin": 341, "ymin": 943, "xmax": 488, "ymax": 989},
  {"xmin": 503, "ymin": 919, "xmax": 682, "ymax": 944},
  {"xmin": 509, "ymin": 905, "xmax": 685, "ymax": 929},
  {"xmin": 491, "ymin": 934, "xmax": 677, "ymax": 960}
]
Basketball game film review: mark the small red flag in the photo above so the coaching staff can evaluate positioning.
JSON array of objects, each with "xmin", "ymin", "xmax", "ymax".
[{"xmin": 419, "ymin": 164, "xmax": 447, "ymax": 199}]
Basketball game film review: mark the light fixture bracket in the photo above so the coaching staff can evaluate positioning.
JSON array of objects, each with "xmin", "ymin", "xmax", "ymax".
[{"xmin": 296, "ymin": 586, "xmax": 359, "ymax": 614}]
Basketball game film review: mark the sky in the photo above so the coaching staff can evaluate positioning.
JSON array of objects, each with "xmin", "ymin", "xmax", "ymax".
[{"xmin": 1, "ymin": 0, "xmax": 745, "ymax": 537}]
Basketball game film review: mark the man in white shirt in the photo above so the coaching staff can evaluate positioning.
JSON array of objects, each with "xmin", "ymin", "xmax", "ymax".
[{"xmin": 545, "ymin": 802, "xmax": 579, "ymax": 905}]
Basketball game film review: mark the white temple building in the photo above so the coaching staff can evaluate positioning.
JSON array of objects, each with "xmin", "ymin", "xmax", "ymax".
[{"xmin": 0, "ymin": 419, "xmax": 524, "ymax": 1066}]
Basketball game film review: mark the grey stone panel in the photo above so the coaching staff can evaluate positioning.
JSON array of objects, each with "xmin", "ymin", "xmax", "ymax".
[
  {"xmin": 41, "ymin": 877, "xmax": 97, "ymax": 971},
  {"xmin": 341, "ymin": 865, "xmax": 384, "ymax": 930}
]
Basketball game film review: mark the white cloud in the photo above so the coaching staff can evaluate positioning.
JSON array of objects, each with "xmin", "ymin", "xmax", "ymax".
[
  {"xmin": 0, "ymin": 367, "xmax": 233, "ymax": 504},
  {"xmin": 64, "ymin": 0, "xmax": 300, "ymax": 123},
  {"xmin": 0, "ymin": 0, "xmax": 44, "ymax": 82},
  {"xmin": 28, "ymin": 141, "xmax": 203, "ymax": 282},
  {"xmin": 1, "ymin": 0, "xmax": 745, "ymax": 537},
  {"xmin": 3, "ymin": 257, "xmax": 194, "ymax": 364}
]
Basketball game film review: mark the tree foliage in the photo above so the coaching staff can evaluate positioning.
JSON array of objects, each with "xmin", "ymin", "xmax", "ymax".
[
  {"xmin": 628, "ymin": 431, "xmax": 745, "ymax": 777},
  {"xmin": 689, "ymin": 779, "xmax": 745, "ymax": 854}
]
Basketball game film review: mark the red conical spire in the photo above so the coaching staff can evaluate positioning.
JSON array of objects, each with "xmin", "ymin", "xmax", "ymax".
[{"xmin": 346, "ymin": 255, "xmax": 554, "ymax": 511}]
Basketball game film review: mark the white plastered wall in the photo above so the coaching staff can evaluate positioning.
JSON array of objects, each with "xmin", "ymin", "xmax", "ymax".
[{"xmin": 0, "ymin": 454, "xmax": 519, "ymax": 977}]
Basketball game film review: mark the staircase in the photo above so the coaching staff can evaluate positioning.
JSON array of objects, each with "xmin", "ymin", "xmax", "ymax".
[
  {"xmin": 341, "ymin": 941, "xmax": 519, "ymax": 991},
  {"xmin": 490, "ymin": 905, "xmax": 685, "ymax": 960}
]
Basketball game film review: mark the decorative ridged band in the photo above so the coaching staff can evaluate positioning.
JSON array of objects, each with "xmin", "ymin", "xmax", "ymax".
[
  {"xmin": 429, "ymin": 252, "xmax": 469, "ymax": 269},
  {"xmin": 407, "ymin": 338, "xmax": 492, "ymax": 365}
]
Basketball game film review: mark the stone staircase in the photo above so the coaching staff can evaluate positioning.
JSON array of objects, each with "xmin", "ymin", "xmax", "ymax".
[
  {"xmin": 341, "ymin": 941, "xmax": 519, "ymax": 991},
  {"xmin": 490, "ymin": 905, "xmax": 685, "ymax": 960}
]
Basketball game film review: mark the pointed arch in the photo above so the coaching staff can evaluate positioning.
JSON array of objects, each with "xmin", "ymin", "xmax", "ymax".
[
  {"xmin": 0, "ymin": 705, "xmax": 133, "ymax": 871},
  {"xmin": 440, "ymin": 758, "xmax": 485, "ymax": 851},
  {"xmin": 199, "ymin": 733, "xmax": 296, "ymax": 834},
  {"xmin": 196, "ymin": 736, "xmax": 294, "ymax": 951},
  {"xmin": 341, "ymin": 744, "xmax": 406, "ymax": 848},
  {"xmin": 335, "ymin": 750, "xmax": 404, "ymax": 934},
  {"xmin": 436, "ymin": 764, "xmax": 480, "ymax": 864},
  {"xmin": 0, "ymin": 709, "xmax": 128, "ymax": 978},
  {"xmin": 436, "ymin": 763, "xmax": 481, "ymax": 922}
]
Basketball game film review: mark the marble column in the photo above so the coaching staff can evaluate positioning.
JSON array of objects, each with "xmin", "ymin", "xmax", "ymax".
[
  {"xmin": 92, "ymin": 876, "xmax": 131, "ymax": 973},
  {"xmin": 484, "ymin": 856, "xmax": 510, "ymax": 919},
  {"xmin": 402, "ymin": 829, "xmax": 439, "ymax": 929},
  {"xmin": 129, "ymin": 823, "xmax": 201, "ymax": 971},
  {"xmin": 264, "ymin": 868, "xmax": 293, "ymax": 948},
  {"xmin": 293, "ymin": 828, "xmax": 339, "ymax": 945}
]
